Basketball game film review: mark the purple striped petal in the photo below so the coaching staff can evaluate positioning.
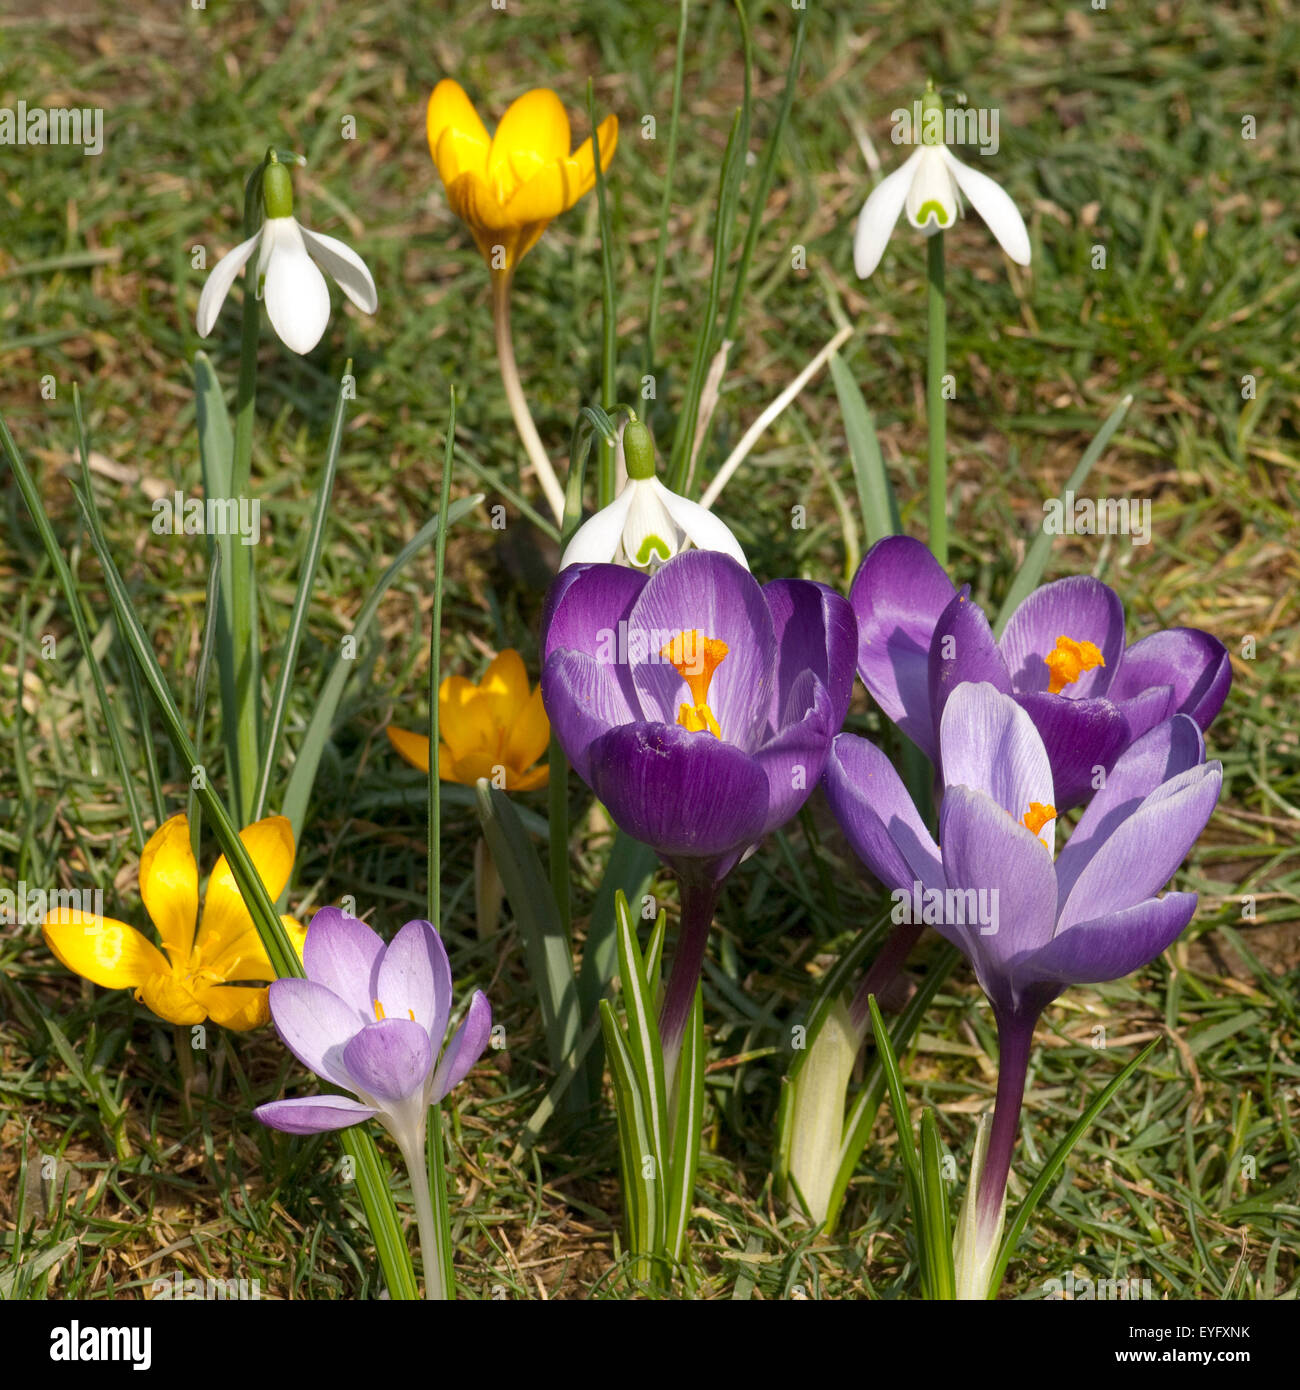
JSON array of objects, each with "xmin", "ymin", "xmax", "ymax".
[
  {"xmin": 939, "ymin": 682, "xmax": 1054, "ymax": 830},
  {"xmin": 1108, "ymin": 628, "xmax": 1232, "ymax": 731},
  {"xmin": 763, "ymin": 579, "xmax": 857, "ymax": 735},
  {"xmin": 999, "ymin": 576, "xmax": 1124, "ymax": 698},
  {"xmin": 625, "ymin": 551, "xmax": 776, "ymax": 751},
  {"xmin": 542, "ymin": 650, "xmax": 638, "ymax": 784},
  {"xmin": 850, "ymin": 536, "xmax": 956, "ymax": 761},
  {"xmin": 266, "ymin": 977, "xmax": 363, "ymax": 1088},
  {"xmin": 376, "ymin": 919, "xmax": 452, "ymax": 1045},
  {"xmin": 586, "ymin": 721, "xmax": 769, "ymax": 862},
  {"xmin": 342, "ymin": 1018, "xmax": 433, "ymax": 1102},
  {"xmin": 752, "ymin": 670, "xmax": 834, "ymax": 836},
  {"xmin": 1013, "ymin": 892, "xmax": 1198, "ymax": 990},
  {"xmin": 541, "ymin": 562, "xmax": 647, "ymax": 663},
  {"xmin": 254, "ymin": 1095, "xmax": 377, "ymax": 1134},
  {"xmin": 939, "ymin": 785, "xmax": 1059, "ymax": 977},
  {"xmin": 1057, "ymin": 762, "xmax": 1222, "ymax": 931},
  {"xmin": 431, "ymin": 990, "xmax": 493, "ymax": 1102},
  {"xmin": 1055, "ymin": 715, "xmax": 1205, "ymax": 908},
  {"xmin": 301, "ymin": 907, "xmax": 384, "ymax": 1022},
  {"xmin": 928, "ymin": 588, "xmax": 1012, "ymax": 740},
  {"xmin": 1113, "ymin": 684, "xmax": 1178, "ymax": 743},
  {"xmin": 1014, "ymin": 692, "xmax": 1132, "ymax": 813},
  {"xmin": 823, "ymin": 732, "xmax": 942, "ymax": 895}
]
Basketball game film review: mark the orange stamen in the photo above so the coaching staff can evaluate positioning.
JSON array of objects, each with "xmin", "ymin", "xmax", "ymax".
[
  {"xmin": 374, "ymin": 999, "xmax": 386, "ymax": 1021},
  {"xmin": 1022, "ymin": 802, "xmax": 1057, "ymax": 837},
  {"xmin": 1043, "ymin": 635, "xmax": 1105, "ymax": 694},
  {"xmin": 660, "ymin": 630, "xmax": 729, "ymax": 737}
]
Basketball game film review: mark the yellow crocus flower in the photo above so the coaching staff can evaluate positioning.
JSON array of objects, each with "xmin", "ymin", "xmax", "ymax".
[
  {"xmin": 426, "ymin": 79, "xmax": 618, "ymax": 275},
  {"xmin": 42, "ymin": 814, "xmax": 306, "ymax": 1031},
  {"xmin": 387, "ymin": 648, "xmax": 549, "ymax": 791}
]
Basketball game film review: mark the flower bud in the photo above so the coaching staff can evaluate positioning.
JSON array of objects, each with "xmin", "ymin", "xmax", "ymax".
[
  {"xmin": 262, "ymin": 154, "xmax": 294, "ymax": 220},
  {"xmin": 921, "ymin": 83, "xmax": 945, "ymax": 146},
  {"xmin": 623, "ymin": 419, "xmax": 656, "ymax": 481}
]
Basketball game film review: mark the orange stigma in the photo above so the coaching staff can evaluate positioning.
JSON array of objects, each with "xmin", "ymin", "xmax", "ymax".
[
  {"xmin": 660, "ymin": 630, "xmax": 729, "ymax": 738},
  {"xmin": 373, "ymin": 999, "xmax": 386, "ymax": 1021},
  {"xmin": 1044, "ymin": 635, "xmax": 1105, "ymax": 694}
]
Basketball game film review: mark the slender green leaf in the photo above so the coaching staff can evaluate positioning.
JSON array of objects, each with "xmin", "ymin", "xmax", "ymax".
[
  {"xmin": 666, "ymin": 985, "xmax": 705, "ymax": 1264},
  {"xmin": 600, "ymin": 999, "xmax": 663, "ymax": 1281},
  {"xmin": 830, "ymin": 351, "xmax": 900, "ymax": 547},
  {"xmin": 920, "ymin": 1108, "xmax": 955, "ymax": 1299}
]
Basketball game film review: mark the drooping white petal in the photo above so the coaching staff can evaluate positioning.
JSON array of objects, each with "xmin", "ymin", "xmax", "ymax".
[
  {"xmin": 261, "ymin": 217, "xmax": 332, "ymax": 354},
  {"xmin": 904, "ymin": 146, "xmax": 959, "ymax": 233},
  {"xmin": 620, "ymin": 479, "xmax": 682, "ymax": 570},
  {"xmin": 557, "ymin": 484, "xmax": 636, "ymax": 570},
  {"xmin": 299, "ymin": 225, "xmax": 378, "ymax": 314},
  {"xmin": 853, "ymin": 148, "xmax": 921, "ymax": 278},
  {"xmin": 651, "ymin": 478, "xmax": 749, "ymax": 569},
  {"xmin": 195, "ymin": 229, "xmax": 262, "ymax": 338},
  {"xmin": 941, "ymin": 147, "xmax": 1031, "ymax": 265}
]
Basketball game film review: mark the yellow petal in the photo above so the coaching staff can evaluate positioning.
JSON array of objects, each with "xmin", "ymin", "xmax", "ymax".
[
  {"xmin": 439, "ymin": 675, "xmax": 496, "ymax": 759},
  {"xmin": 427, "ymin": 79, "xmax": 491, "ymax": 187},
  {"xmin": 510, "ymin": 763, "xmax": 550, "ymax": 792},
  {"xmin": 437, "ymin": 741, "xmax": 469, "ymax": 785},
  {"xmin": 194, "ymin": 982, "xmax": 271, "ymax": 1031},
  {"xmin": 199, "ymin": 817, "xmax": 295, "ymax": 957},
  {"xmin": 488, "ymin": 89, "xmax": 572, "ymax": 202},
  {"xmin": 201, "ymin": 913, "xmax": 304, "ymax": 986},
  {"xmin": 480, "ymin": 649, "xmax": 531, "ymax": 728},
  {"xmin": 505, "ymin": 114, "xmax": 618, "ymax": 225},
  {"xmin": 43, "ymin": 909, "xmax": 169, "ymax": 992},
  {"xmin": 139, "ymin": 972, "xmax": 207, "ymax": 1026},
  {"xmin": 445, "ymin": 749, "xmax": 511, "ymax": 787},
  {"xmin": 387, "ymin": 725, "xmax": 431, "ymax": 773},
  {"xmin": 505, "ymin": 682, "xmax": 551, "ymax": 774},
  {"xmin": 138, "ymin": 813, "xmax": 199, "ymax": 966},
  {"xmin": 444, "ymin": 169, "xmax": 516, "ymax": 232},
  {"xmin": 281, "ymin": 914, "xmax": 308, "ymax": 961}
]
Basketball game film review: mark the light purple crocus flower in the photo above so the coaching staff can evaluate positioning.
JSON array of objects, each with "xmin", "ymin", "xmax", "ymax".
[
  {"xmin": 852, "ymin": 535, "xmax": 1231, "ymax": 809},
  {"xmin": 542, "ymin": 548, "xmax": 855, "ymax": 1066},
  {"xmin": 254, "ymin": 908, "xmax": 491, "ymax": 1154},
  {"xmin": 823, "ymin": 681, "xmax": 1222, "ymax": 1290}
]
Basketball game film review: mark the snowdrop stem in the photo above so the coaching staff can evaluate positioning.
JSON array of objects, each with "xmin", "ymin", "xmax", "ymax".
[
  {"xmin": 491, "ymin": 271, "xmax": 566, "ymax": 525},
  {"xmin": 926, "ymin": 231, "xmax": 948, "ymax": 568}
]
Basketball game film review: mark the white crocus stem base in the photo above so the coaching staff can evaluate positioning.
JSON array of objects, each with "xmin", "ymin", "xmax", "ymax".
[
  {"xmin": 785, "ymin": 999, "xmax": 862, "ymax": 1225},
  {"xmin": 394, "ymin": 1125, "xmax": 446, "ymax": 1302},
  {"xmin": 953, "ymin": 1112, "xmax": 1006, "ymax": 1300}
]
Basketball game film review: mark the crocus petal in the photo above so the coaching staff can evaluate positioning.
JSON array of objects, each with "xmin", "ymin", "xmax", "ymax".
[
  {"xmin": 342, "ymin": 1018, "xmax": 433, "ymax": 1103},
  {"xmin": 376, "ymin": 919, "xmax": 452, "ymax": 1044},
  {"xmin": 763, "ymin": 579, "xmax": 857, "ymax": 736},
  {"xmin": 478, "ymin": 649, "xmax": 531, "ymax": 729},
  {"xmin": 194, "ymin": 982, "xmax": 270, "ymax": 1031},
  {"xmin": 558, "ymin": 487, "xmax": 636, "ymax": 569},
  {"xmin": 562, "ymin": 113, "xmax": 619, "ymax": 206},
  {"xmin": 751, "ymin": 671, "xmax": 834, "ymax": 836},
  {"xmin": 254, "ymin": 1094, "xmax": 377, "ymax": 1135},
  {"xmin": 823, "ymin": 733, "xmax": 942, "ymax": 896},
  {"xmin": 439, "ymin": 676, "xmax": 497, "ymax": 761},
  {"xmin": 1108, "ymin": 628, "xmax": 1232, "ymax": 732},
  {"xmin": 300, "ymin": 907, "xmax": 385, "ymax": 1021},
  {"xmin": 939, "ymin": 784, "xmax": 1060, "ymax": 980},
  {"xmin": 487, "ymin": 89, "xmax": 571, "ymax": 198},
  {"xmin": 261, "ymin": 218, "xmax": 331, "ymax": 354},
  {"xmin": 138, "ymin": 813, "xmax": 199, "ymax": 966},
  {"xmin": 42, "ymin": 909, "xmax": 170, "ymax": 993},
  {"xmin": 1014, "ymin": 893, "xmax": 1198, "ymax": 991},
  {"xmin": 1054, "ymin": 714, "xmax": 1205, "ymax": 907},
  {"xmin": 431, "ymin": 990, "xmax": 493, "ymax": 1102},
  {"xmin": 999, "ymin": 576, "xmax": 1125, "ymax": 699},
  {"xmin": 542, "ymin": 649, "xmax": 638, "ymax": 784},
  {"xmin": 927, "ymin": 588, "xmax": 1012, "ymax": 741},
  {"xmin": 1013, "ymin": 692, "xmax": 1132, "ymax": 813},
  {"xmin": 542, "ymin": 562, "xmax": 646, "ymax": 665},
  {"xmin": 850, "ymin": 536, "xmax": 956, "ymax": 761},
  {"xmin": 200, "ymin": 816, "xmax": 295, "ymax": 961},
  {"xmin": 298, "ymin": 226, "xmax": 378, "ymax": 314},
  {"xmin": 266, "ymin": 977, "xmax": 362, "ymax": 1087},
  {"xmin": 904, "ymin": 146, "xmax": 958, "ymax": 231},
  {"xmin": 1112, "ymin": 684, "xmax": 1178, "ymax": 743},
  {"xmin": 853, "ymin": 150, "xmax": 921, "ymax": 277},
  {"xmin": 426, "ymin": 78, "xmax": 491, "ymax": 186},
  {"xmin": 653, "ymin": 479, "xmax": 750, "ymax": 569},
  {"xmin": 196, "ymin": 229, "xmax": 261, "ymax": 337},
  {"xmin": 940, "ymin": 146, "xmax": 1031, "ymax": 265},
  {"xmin": 1057, "ymin": 762, "xmax": 1222, "ymax": 931},
  {"xmin": 625, "ymin": 550, "xmax": 776, "ymax": 751},
  {"xmin": 939, "ymin": 682, "xmax": 1054, "ymax": 832},
  {"xmin": 586, "ymin": 721, "xmax": 769, "ymax": 862},
  {"xmin": 138, "ymin": 972, "xmax": 207, "ymax": 1025},
  {"xmin": 387, "ymin": 725, "xmax": 431, "ymax": 772},
  {"xmin": 504, "ymin": 684, "xmax": 551, "ymax": 775}
]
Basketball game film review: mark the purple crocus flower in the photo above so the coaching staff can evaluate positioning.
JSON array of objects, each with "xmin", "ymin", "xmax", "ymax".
[
  {"xmin": 824, "ymin": 681, "xmax": 1222, "ymax": 1291},
  {"xmin": 542, "ymin": 549, "xmax": 855, "ymax": 1065},
  {"xmin": 254, "ymin": 908, "xmax": 491, "ymax": 1153},
  {"xmin": 852, "ymin": 535, "xmax": 1231, "ymax": 809}
]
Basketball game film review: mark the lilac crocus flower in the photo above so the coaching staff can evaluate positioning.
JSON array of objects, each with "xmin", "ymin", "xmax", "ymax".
[
  {"xmin": 823, "ymin": 681, "xmax": 1222, "ymax": 1294},
  {"xmin": 852, "ymin": 535, "xmax": 1231, "ymax": 809},
  {"xmin": 542, "ymin": 549, "xmax": 855, "ymax": 1065},
  {"xmin": 255, "ymin": 908, "xmax": 491, "ymax": 1147}
]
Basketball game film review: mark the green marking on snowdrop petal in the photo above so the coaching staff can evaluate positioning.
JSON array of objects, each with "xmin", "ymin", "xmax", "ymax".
[
  {"xmin": 917, "ymin": 200, "xmax": 949, "ymax": 226},
  {"xmin": 635, "ymin": 533, "xmax": 672, "ymax": 566}
]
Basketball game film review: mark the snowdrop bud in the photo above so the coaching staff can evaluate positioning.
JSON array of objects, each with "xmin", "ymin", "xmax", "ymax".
[
  {"xmin": 623, "ymin": 419, "xmax": 656, "ymax": 481},
  {"xmin": 920, "ymin": 85, "xmax": 945, "ymax": 145},
  {"xmin": 262, "ymin": 155, "xmax": 294, "ymax": 219}
]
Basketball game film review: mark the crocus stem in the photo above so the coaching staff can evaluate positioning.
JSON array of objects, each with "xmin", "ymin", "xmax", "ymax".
[
  {"xmin": 848, "ymin": 919, "xmax": 923, "ymax": 1035},
  {"xmin": 397, "ymin": 1130, "xmax": 446, "ymax": 1301},
  {"xmin": 926, "ymin": 230, "xmax": 948, "ymax": 568},
  {"xmin": 491, "ymin": 270, "xmax": 566, "ymax": 525},
  {"xmin": 659, "ymin": 874, "xmax": 718, "ymax": 1079},
  {"xmin": 975, "ymin": 1006, "xmax": 1038, "ymax": 1247}
]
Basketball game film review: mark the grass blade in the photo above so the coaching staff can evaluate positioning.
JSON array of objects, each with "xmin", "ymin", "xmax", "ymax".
[{"xmin": 830, "ymin": 350, "xmax": 900, "ymax": 548}]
